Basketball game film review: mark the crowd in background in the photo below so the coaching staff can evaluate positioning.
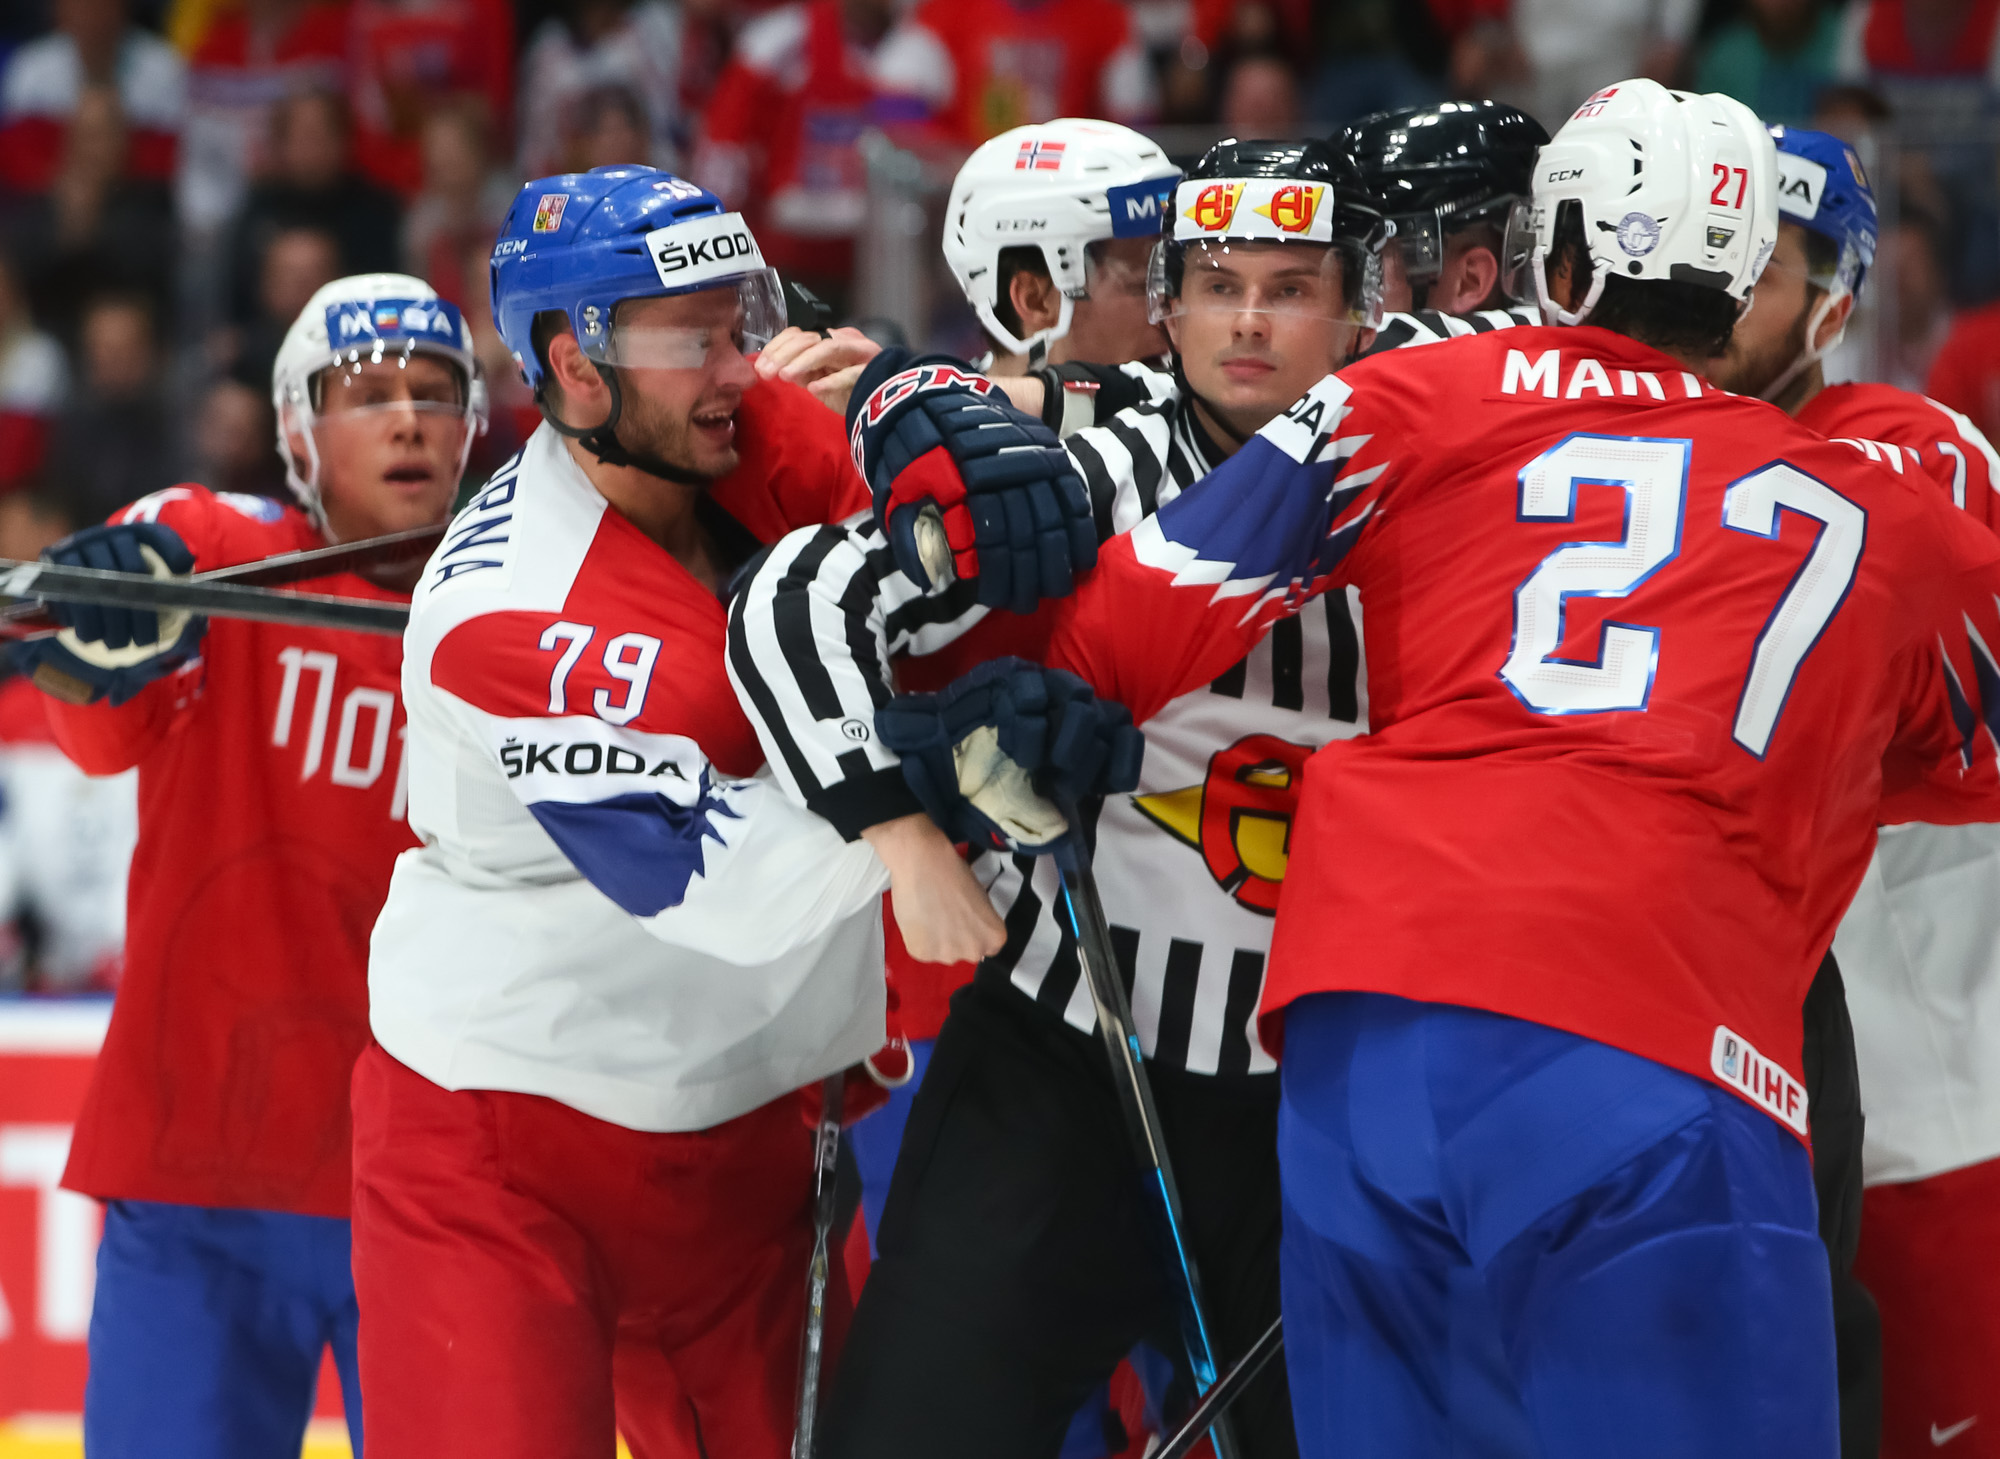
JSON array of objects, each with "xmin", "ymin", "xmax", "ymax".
[{"xmin": 3, "ymin": 0, "xmax": 2000, "ymax": 986}]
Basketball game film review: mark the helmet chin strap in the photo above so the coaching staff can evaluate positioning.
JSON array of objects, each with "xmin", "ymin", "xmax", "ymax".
[
  {"xmin": 1760, "ymin": 290, "xmax": 1847, "ymax": 406},
  {"xmin": 539, "ymin": 362, "xmax": 713, "ymax": 487}
]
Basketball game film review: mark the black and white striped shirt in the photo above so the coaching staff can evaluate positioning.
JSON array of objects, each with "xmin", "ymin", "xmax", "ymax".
[
  {"xmin": 728, "ymin": 378, "xmax": 1368, "ymax": 1077},
  {"xmin": 1364, "ymin": 304, "xmax": 1540, "ymax": 355}
]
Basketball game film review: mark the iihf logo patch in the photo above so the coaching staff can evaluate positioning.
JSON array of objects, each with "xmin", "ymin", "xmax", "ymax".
[
  {"xmin": 1615, "ymin": 212, "xmax": 1661, "ymax": 257},
  {"xmin": 533, "ymin": 193, "xmax": 569, "ymax": 232}
]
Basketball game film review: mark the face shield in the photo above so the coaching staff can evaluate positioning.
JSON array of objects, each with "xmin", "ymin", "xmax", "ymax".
[
  {"xmin": 586, "ymin": 269, "xmax": 789, "ymax": 372},
  {"xmin": 1082, "ymin": 238, "xmax": 1153, "ymax": 305},
  {"xmin": 1383, "ymin": 196, "xmax": 1536, "ymax": 309},
  {"xmin": 1149, "ymin": 234, "xmax": 1387, "ymax": 333}
]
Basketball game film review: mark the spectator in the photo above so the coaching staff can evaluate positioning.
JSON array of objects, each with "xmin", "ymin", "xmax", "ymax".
[
  {"xmin": 871, "ymin": 0, "xmax": 1158, "ymax": 146},
  {"xmin": 560, "ymin": 81, "xmax": 653, "ymax": 170},
  {"xmin": 6, "ymin": 83, "xmax": 178, "ymax": 343},
  {"xmin": 1217, "ymin": 51, "xmax": 1301, "ymax": 138},
  {"xmin": 192, "ymin": 374, "xmax": 287, "ymax": 499},
  {"xmin": 1303, "ymin": 0, "xmax": 1447, "ymax": 130},
  {"xmin": 347, "ymin": 0, "xmax": 515, "ymax": 196},
  {"xmin": 1695, "ymin": 0, "xmax": 1843, "ymax": 124},
  {"xmin": 1433, "ymin": 0, "xmax": 1698, "ymax": 131},
  {"xmin": 693, "ymin": 0, "xmax": 895, "ymax": 311},
  {"xmin": 232, "ymin": 221, "xmax": 339, "ymax": 386},
  {"xmin": 0, "ymin": 252, "xmax": 67, "ymax": 494},
  {"xmin": 0, "ymin": 0, "xmax": 184, "ymax": 195},
  {"xmin": 516, "ymin": 0, "xmax": 683, "ymax": 179},
  {"xmin": 1811, "ymin": 79, "xmax": 1893, "ymax": 143},
  {"xmin": 177, "ymin": 0, "xmax": 348, "ymax": 237},
  {"xmin": 44, "ymin": 293, "xmax": 176, "ymax": 527},
  {"xmin": 1834, "ymin": 0, "xmax": 2000, "ymax": 298},
  {"xmin": 221, "ymin": 89, "xmax": 400, "ymax": 351},
  {"xmin": 402, "ymin": 98, "xmax": 512, "ymax": 306},
  {"xmin": 1882, "ymin": 210, "xmax": 1954, "ymax": 390}
]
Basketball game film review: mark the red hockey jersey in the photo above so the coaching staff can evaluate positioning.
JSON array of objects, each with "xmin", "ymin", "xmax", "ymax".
[
  {"xmin": 1049, "ymin": 326, "xmax": 2000, "ymax": 1139},
  {"xmin": 52, "ymin": 486, "xmax": 416, "ymax": 1217},
  {"xmin": 1797, "ymin": 382, "xmax": 2000, "ymax": 532}
]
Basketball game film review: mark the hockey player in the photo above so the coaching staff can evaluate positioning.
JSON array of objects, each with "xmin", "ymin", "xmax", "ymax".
[
  {"xmin": 12, "ymin": 273, "xmax": 483, "ymax": 1458},
  {"xmin": 350, "ymin": 165, "xmax": 1005, "ymax": 1459},
  {"xmin": 1709, "ymin": 127, "xmax": 2000, "ymax": 1459},
  {"xmin": 859, "ymin": 80, "xmax": 2000, "ymax": 1450},
  {"xmin": 1342, "ymin": 100, "xmax": 1548, "ymax": 330},
  {"xmin": 729, "ymin": 137, "xmax": 1389, "ymax": 1458}
]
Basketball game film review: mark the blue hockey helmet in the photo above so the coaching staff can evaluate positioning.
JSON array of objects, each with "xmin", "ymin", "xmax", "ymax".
[
  {"xmin": 489, "ymin": 165, "xmax": 787, "ymax": 393},
  {"xmin": 1768, "ymin": 125, "xmax": 1877, "ymax": 301}
]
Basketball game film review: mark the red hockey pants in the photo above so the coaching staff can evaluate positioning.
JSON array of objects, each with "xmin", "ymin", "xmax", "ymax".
[{"xmin": 350, "ymin": 1042, "xmax": 848, "ymax": 1459}]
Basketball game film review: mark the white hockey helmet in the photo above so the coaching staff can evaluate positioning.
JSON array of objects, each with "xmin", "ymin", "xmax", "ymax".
[
  {"xmin": 272, "ymin": 273, "xmax": 489, "ymax": 524},
  {"xmin": 1529, "ymin": 79, "xmax": 1778, "ymax": 327},
  {"xmin": 941, "ymin": 118, "xmax": 1180, "ymax": 358}
]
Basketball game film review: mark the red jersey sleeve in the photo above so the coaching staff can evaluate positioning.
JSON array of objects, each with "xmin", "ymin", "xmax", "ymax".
[
  {"xmin": 1798, "ymin": 382, "xmax": 2000, "ymax": 533},
  {"xmin": 1049, "ymin": 372, "xmax": 1397, "ymax": 724},
  {"xmin": 712, "ymin": 378, "xmax": 870, "ymax": 537}
]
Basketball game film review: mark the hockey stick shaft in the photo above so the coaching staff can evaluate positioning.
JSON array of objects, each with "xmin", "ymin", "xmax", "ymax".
[
  {"xmin": 0, "ymin": 559, "xmax": 409, "ymax": 635},
  {"xmin": 1051, "ymin": 798, "xmax": 1241, "ymax": 1459},
  {"xmin": 1153, "ymin": 1319, "xmax": 1284, "ymax": 1459},
  {"xmin": 792, "ymin": 1073, "xmax": 844, "ymax": 1459}
]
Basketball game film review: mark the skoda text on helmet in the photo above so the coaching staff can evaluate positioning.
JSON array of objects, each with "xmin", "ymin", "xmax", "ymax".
[
  {"xmin": 1759, "ymin": 124, "xmax": 1879, "ymax": 401},
  {"xmin": 942, "ymin": 118, "xmax": 1181, "ymax": 359},
  {"xmin": 488, "ymin": 165, "xmax": 786, "ymax": 481},
  {"xmin": 1340, "ymin": 100, "xmax": 1550, "ymax": 309},
  {"xmin": 273, "ymin": 272, "xmax": 488, "ymax": 528},
  {"xmin": 1528, "ymin": 79, "xmax": 1778, "ymax": 328},
  {"xmin": 1148, "ymin": 137, "xmax": 1392, "ymax": 332}
]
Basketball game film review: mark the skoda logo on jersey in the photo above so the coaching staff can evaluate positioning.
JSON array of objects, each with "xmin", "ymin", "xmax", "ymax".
[
  {"xmin": 1615, "ymin": 212, "xmax": 1661, "ymax": 257},
  {"xmin": 1131, "ymin": 733, "xmax": 1315, "ymax": 915},
  {"xmin": 1184, "ymin": 182, "xmax": 1246, "ymax": 232},
  {"xmin": 1254, "ymin": 185, "xmax": 1324, "ymax": 235}
]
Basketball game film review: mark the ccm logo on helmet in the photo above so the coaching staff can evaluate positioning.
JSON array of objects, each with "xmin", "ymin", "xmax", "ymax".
[
  {"xmin": 656, "ymin": 230, "xmax": 757, "ymax": 275},
  {"xmin": 1546, "ymin": 168, "xmax": 1584, "ymax": 183}
]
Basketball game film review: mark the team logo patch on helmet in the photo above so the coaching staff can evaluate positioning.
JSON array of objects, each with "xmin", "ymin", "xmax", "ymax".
[
  {"xmin": 1184, "ymin": 182, "xmax": 1246, "ymax": 232},
  {"xmin": 1014, "ymin": 139, "xmax": 1066, "ymax": 172},
  {"xmin": 532, "ymin": 193, "xmax": 569, "ymax": 232},
  {"xmin": 1254, "ymin": 185, "xmax": 1325, "ymax": 235},
  {"xmin": 1615, "ymin": 212, "xmax": 1661, "ymax": 257},
  {"xmin": 1573, "ymin": 86, "xmax": 1619, "ymax": 120},
  {"xmin": 1131, "ymin": 734, "xmax": 1314, "ymax": 916}
]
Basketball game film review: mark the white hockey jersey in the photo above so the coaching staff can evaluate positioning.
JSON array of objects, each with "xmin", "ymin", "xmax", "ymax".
[{"xmin": 371, "ymin": 422, "xmax": 890, "ymax": 1134}]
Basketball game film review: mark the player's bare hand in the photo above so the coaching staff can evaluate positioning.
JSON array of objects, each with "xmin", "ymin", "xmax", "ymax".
[
  {"xmin": 756, "ymin": 326, "xmax": 883, "ymax": 413},
  {"xmin": 862, "ymin": 812, "xmax": 1006, "ymax": 964}
]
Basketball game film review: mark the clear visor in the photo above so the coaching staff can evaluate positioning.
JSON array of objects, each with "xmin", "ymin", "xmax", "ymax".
[
  {"xmin": 1390, "ymin": 210, "xmax": 1445, "ymax": 284},
  {"xmin": 313, "ymin": 397, "xmax": 479, "ymax": 433},
  {"xmin": 1496, "ymin": 197, "xmax": 1537, "ymax": 306},
  {"xmin": 1082, "ymin": 239, "xmax": 1151, "ymax": 303},
  {"xmin": 1149, "ymin": 237, "xmax": 1386, "ymax": 330},
  {"xmin": 590, "ymin": 270, "xmax": 788, "ymax": 371},
  {"xmin": 314, "ymin": 340, "xmax": 472, "ymax": 412}
]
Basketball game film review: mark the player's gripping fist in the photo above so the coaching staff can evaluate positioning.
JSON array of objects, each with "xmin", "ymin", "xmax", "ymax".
[
  {"xmin": 845, "ymin": 348, "xmax": 1097, "ymax": 615},
  {"xmin": 875, "ymin": 658, "xmax": 1144, "ymax": 854},
  {"xmin": 14, "ymin": 522, "xmax": 207, "ymax": 706}
]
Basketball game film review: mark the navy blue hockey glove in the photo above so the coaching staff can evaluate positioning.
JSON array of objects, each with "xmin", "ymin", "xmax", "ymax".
[
  {"xmin": 846, "ymin": 348, "xmax": 1097, "ymax": 616},
  {"xmin": 12, "ymin": 521, "xmax": 206, "ymax": 706},
  {"xmin": 875, "ymin": 658, "xmax": 1144, "ymax": 854}
]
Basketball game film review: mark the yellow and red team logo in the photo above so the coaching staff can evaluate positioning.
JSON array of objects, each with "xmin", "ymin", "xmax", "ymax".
[
  {"xmin": 532, "ymin": 193, "xmax": 569, "ymax": 232},
  {"xmin": 1254, "ymin": 185, "xmax": 1324, "ymax": 235},
  {"xmin": 1184, "ymin": 183, "xmax": 1246, "ymax": 232},
  {"xmin": 1132, "ymin": 734, "xmax": 1314, "ymax": 915}
]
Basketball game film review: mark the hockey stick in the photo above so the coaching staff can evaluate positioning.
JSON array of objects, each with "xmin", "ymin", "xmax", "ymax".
[
  {"xmin": 1152, "ymin": 1319, "xmax": 1284, "ymax": 1459},
  {"xmin": 0, "ymin": 559, "xmax": 410, "ymax": 634},
  {"xmin": 0, "ymin": 522, "xmax": 446, "ymax": 638},
  {"xmin": 1050, "ymin": 795, "xmax": 1242, "ymax": 1459},
  {"xmin": 792, "ymin": 1071, "xmax": 845, "ymax": 1459}
]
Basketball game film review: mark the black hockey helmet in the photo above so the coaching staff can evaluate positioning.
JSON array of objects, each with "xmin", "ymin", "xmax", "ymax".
[
  {"xmin": 1148, "ymin": 136, "xmax": 1391, "ymax": 329},
  {"xmin": 1338, "ymin": 100, "xmax": 1549, "ymax": 307}
]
